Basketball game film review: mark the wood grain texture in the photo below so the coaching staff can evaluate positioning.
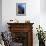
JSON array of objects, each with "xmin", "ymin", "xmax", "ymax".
[{"xmin": 7, "ymin": 23, "xmax": 34, "ymax": 46}]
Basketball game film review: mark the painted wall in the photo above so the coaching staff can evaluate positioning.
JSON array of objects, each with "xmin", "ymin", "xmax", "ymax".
[
  {"xmin": 40, "ymin": 0, "xmax": 46, "ymax": 31},
  {"xmin": 2, "ymin": 0, "xmax": 40, "ymax": 31},
  {"xmin": 0, "ymin": 0, "xmax": 2, "ymax": 32},
  {"xmin": 2, "ymin": 0, "xmax": 46, "ymax": 46}
]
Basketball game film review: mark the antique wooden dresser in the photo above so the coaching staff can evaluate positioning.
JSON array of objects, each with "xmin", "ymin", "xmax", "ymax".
[{"xmin": 7, "ymin": 23, "xmax": 34, "ymax": 46}]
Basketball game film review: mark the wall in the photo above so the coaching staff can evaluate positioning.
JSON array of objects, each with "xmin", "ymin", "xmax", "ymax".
[
  {"xmin": 40, "ymin": 0, "xmax": 46, "ymax": 13},
  {"xmin": 0, "ymin": 0, "xmax": 2, "ymax": 32},
  {"xmin": 2, "ymin": 0, "xmax": 46, "ymax": 46},
  {"xmin": 2, "ymin": 0, "xmax": 40, "ymax": 30},
  {"xmin": 40, "ymin": 0, "xmax": 46, "ymax": 32}
]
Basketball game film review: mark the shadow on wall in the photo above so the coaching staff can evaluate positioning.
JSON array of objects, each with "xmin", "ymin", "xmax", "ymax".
[
  {"xmin": 0, "ymin": 0, "xmax": 2, "ymax": 32},
  {"xmin": 40, "ymin": 0, "xmax": 46, "ymax": 13},
  {"xmin": 0, "ymin": 17, "xmax": 1, "ymax": 31}
]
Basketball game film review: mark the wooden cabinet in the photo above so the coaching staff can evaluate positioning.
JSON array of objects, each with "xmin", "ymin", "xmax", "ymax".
[{"xmin": 7, "ymin": 23, "xmax": 34, "ymax": 46}]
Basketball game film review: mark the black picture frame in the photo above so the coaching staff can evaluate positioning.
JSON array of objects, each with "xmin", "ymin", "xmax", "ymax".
[{"xmin": 16, "ymin": 3, "xmax": 26, "ymax": 16}]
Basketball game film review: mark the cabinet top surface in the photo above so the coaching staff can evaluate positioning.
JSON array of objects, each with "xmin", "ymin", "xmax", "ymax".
[{"xmin": 7, "ymin": 23, "xmax": 34, "ymax": 25}]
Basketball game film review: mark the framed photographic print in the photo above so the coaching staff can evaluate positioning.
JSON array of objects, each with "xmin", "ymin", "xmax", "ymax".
[{"xmin": 16, "ymin": 3, "xmax": 26, "ymax": 16}]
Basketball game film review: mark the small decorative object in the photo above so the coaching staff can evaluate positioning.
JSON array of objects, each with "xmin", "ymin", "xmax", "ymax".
[
  {"xmin": 9, "ymin": 19, "xmax": 19, "ymax": 23},
  {"xmin": 9, "ymin": 19, "xmax": 14, "ymax": 23},
  {"xmin": 36, "ymin": 25, "xmax": 45, "ymax": 46},
  {"xmin": 16, "ymin": 3, "xmax": 26, "ymax": 16},
  {"xmin": 14, "ymin": 19, "xmax": 19, "ymax": 23},
  {"xmin": 25, "ymin": 20, "xmax": 30, "ymax": 23},
  {"xmin": 10, "ymin": 20, "xmax": 13, "ymax": 21}
]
